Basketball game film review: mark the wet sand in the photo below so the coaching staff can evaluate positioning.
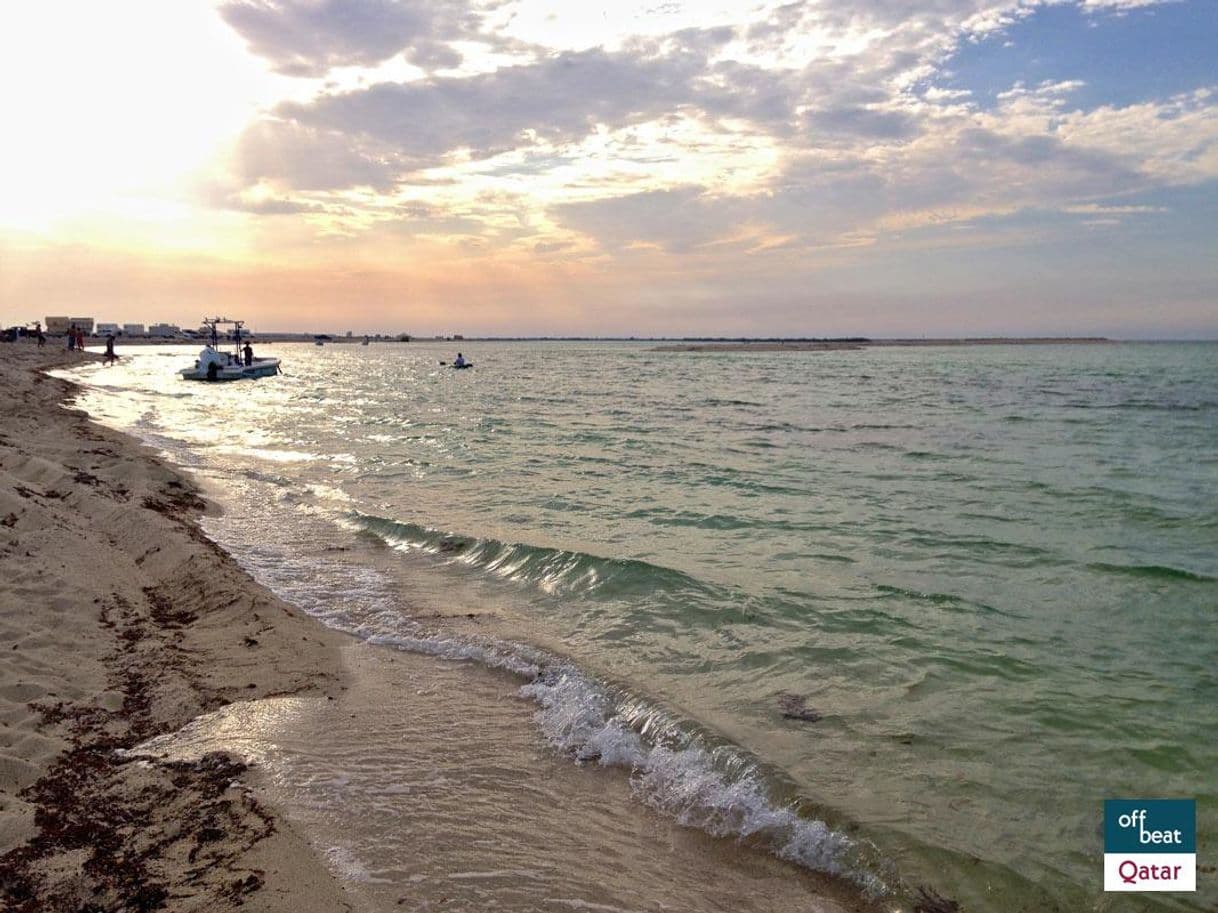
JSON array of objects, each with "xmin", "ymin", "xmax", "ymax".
[{"xmin": 129, "ymin": 642, "xmax": 873, "ymax": 913}]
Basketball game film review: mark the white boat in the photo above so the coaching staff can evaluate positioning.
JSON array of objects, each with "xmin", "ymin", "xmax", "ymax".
[{"xmin": 180, "ymin": 317, "xmax": 280, "ymax": 381}]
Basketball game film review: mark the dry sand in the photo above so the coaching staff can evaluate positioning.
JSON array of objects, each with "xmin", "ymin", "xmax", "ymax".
[{"xmin": 0, "ymin": 342, "xmax": 352, "ymax": 911}]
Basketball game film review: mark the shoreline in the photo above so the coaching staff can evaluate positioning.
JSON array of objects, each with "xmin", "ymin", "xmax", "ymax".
[
  {"xmin": 0, "ymin": 343, "xmax": 351, "ymax": 911},
  {"xmin": 28, "ymin": 334, "xmax": 1137, "ymax": 350},
  {"xmin": 3, "ymin": 341, "xmax": 886, "ymax": 913}
]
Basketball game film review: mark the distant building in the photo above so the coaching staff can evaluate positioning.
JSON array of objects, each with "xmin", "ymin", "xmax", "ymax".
[
  {"xmin": 148, "ymin": 323, "xmax": 179, "ymax": 337},
  {"xmin": 96, "ymin": 322, "xmax": 120, "ymax": 335},
  {"xmin": 346, "ymin": 330, "xmax": 352, "ymax": 337},
  {"xmin": 123, "ymin": 323, "xmax": 145, "ymax": 336},
  {"xmin": 45, "ymin": 316, "xmax": 95, "ymax": 335}
]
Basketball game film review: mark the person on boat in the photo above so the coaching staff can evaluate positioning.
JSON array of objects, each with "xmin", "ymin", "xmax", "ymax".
[
  {"xmin": 453, "ymin": 352, "xmax": 467, "ymax": 367},
  {"xmin": 104, "ymin": 333, "xmax": 118, "ymax": 366},
  {"xmin": 243, "ymin": 342, "xmax": 254, "ymax": 366}
]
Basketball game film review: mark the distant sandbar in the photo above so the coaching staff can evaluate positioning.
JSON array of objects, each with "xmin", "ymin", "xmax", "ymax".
[{"xmin": 653, "ymin": 337, "xmax": 1110, "ymax": 352}]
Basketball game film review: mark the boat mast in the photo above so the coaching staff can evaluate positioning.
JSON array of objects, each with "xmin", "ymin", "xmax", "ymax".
[{"xmin": 203, "ymin": 317, "xmax": 245, "ymax": 356}]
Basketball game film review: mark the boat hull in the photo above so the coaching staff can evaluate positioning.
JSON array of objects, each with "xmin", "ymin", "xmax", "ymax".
[{"xmin": 180, "ymin": 359, "xmax": 280, "ymax": 381}]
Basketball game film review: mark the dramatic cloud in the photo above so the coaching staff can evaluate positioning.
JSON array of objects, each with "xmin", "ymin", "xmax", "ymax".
[
  {"xmin": 6, "ymin": 0, "xmax": 1213, "ymax": 336},
  {"xmin": 277, "ymin": 39, "xmax": 745, "ymax": 159}
]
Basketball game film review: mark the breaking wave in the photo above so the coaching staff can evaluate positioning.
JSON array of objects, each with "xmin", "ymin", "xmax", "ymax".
[{"xmin": 349, "ymin": 511, "xmax": 713, "ymax": 598}]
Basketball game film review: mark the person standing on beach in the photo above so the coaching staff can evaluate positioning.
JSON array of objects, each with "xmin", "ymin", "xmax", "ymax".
[
  {"xmin": 67, "ymin": 324, "xmax": 76, "ymax": 352},
  {"xmin": 76, "ymin": 327, "xmax": 86, "ymax": 351},
  {"xmin": 36, "ymin": 325, "xmax": 45, "ymax": 347},
  {"xmin": 104, "ymin": 333, "xmax": 118, "ymax": 365}
]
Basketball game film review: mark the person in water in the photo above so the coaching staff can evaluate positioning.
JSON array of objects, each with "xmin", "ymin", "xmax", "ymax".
[
  {"xmin": 103, "ymin": 333, "xmax": 118, "ymax": 365},
  {"xmin": 243, "ymin": 342, "xmax": 254, "ymax": 366},
  {"xmin": 453, "ymin": 352, "xmax": 466, "ymax": 367}
]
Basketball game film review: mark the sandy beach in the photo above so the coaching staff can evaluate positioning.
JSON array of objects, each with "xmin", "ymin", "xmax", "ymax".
[{"xmin": 0, "ymin": 343, "xmax": 350, "ymax": 911}]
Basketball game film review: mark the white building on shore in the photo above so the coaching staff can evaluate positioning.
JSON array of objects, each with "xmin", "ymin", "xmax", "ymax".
[
  {"xmin": 44, "ymin": 316, "xmax": 95, "ymax": 335},
  {"xmin": 123, "ymin": 323, "xmax": 145, "ymax": 336},
  {"xmin": 148, "ymin": 323, "xmax": 180, "ymax": 337}
]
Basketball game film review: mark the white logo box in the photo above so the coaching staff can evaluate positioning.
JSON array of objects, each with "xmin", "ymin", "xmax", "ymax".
[{"xmin": 1104, "ymin": 853, "xmax": 1196, "ymax": 892}]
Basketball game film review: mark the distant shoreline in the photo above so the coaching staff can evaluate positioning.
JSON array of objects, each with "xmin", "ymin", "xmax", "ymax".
[
  {"xmin": 76, "ymin": 334, "xmax": 1120, "ymax": 347},
  {"xmin": 652, "ymin": 337, "xmax": 1112, "ymax": 352}
]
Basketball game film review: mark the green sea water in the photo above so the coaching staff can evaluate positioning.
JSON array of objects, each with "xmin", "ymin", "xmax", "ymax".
[{"xmin": 69, "ymin": 340, "xmax": 1218, "ymax": 911}]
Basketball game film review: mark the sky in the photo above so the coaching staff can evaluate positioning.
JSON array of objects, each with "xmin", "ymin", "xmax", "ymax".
[{"xmin": 1, "ymin": 0, "xmax": 1215, "ymax": 337}]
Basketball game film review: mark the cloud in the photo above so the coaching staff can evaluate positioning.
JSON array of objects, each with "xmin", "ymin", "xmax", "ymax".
[
  {"xmin": 233, "ymin": 119, "xmax": 404, "ymax": 191},
  {"xmin": 231, "ymin": 197, "xmax": 323, "ymax": 215},
  {"xmin": 214, "ymin": 0, "xmax": 1216, "ymax": 267},
  {"xmin": 552, "ymin": 186, "xmax": 747, "ymax": 253},
  {"xmin": 1062, "ymin": 203, "xmax": 1168, "ymax": 214},
  {"xmin": 219, "ymin": 0, "xmax": 479, "ymax": 75},
  {"xmin": 232, "ymin": 35, "xmax": 780, "ymax": 195},
  {"xmin": 533, "ymin": 239, "xmax": 575, "ymax": 254},
  {"xmin": 804, "ymin": 105, "xmax": 919, "ymax": 140}
]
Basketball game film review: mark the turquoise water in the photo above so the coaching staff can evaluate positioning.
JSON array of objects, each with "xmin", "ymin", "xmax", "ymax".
[{"xmin": 70, "ymin": 341, "xmax": 1218, "ymax": 910}]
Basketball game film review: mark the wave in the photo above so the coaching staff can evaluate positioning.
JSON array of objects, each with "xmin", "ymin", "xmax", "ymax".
[
  {"xmin": 1086, "ymin": 562, "xmax": 1215, "ymax": 583},
  {"xmin": 202, "ymin": 514, "xmax": 894, "ymax": 899},
  {"xmin": 348, "ymin": 511, "xmax": 712, "ymax": 598},
  {"xmin": 875, "ymin": 584, "xmax": 1023, "ymax": 618},
  {"xmin": 363, "ymin": 626, "xmax": 889, "ymax": 896},
  {"xmin": 520, "ymin": 666, "xmax": 887, "ymax": 893}
]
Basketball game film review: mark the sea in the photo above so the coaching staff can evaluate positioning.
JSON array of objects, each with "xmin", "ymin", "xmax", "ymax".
[{"xmin": 63, "ymin": 340, "xmax": 1217, "ymax": 912}]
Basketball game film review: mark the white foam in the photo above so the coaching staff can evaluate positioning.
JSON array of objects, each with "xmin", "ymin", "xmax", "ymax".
[
  {"xmin": 323, "ymin": 844, "xmax": 393, "ymax": 884},
  {"xmin": 519, "ymin": 663, "xmax": 888, "ymax": 895}
]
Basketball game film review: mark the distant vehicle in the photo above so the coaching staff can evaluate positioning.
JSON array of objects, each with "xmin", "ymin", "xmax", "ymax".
[{"xmin": 180, "ymin": 317, "xmax": 280, "ymax": 381}]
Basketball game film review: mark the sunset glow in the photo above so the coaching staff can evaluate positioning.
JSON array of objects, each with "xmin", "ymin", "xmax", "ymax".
[{"xmin": 1, "ymin": 0, "xmax": 1215, "ymax": 336}]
